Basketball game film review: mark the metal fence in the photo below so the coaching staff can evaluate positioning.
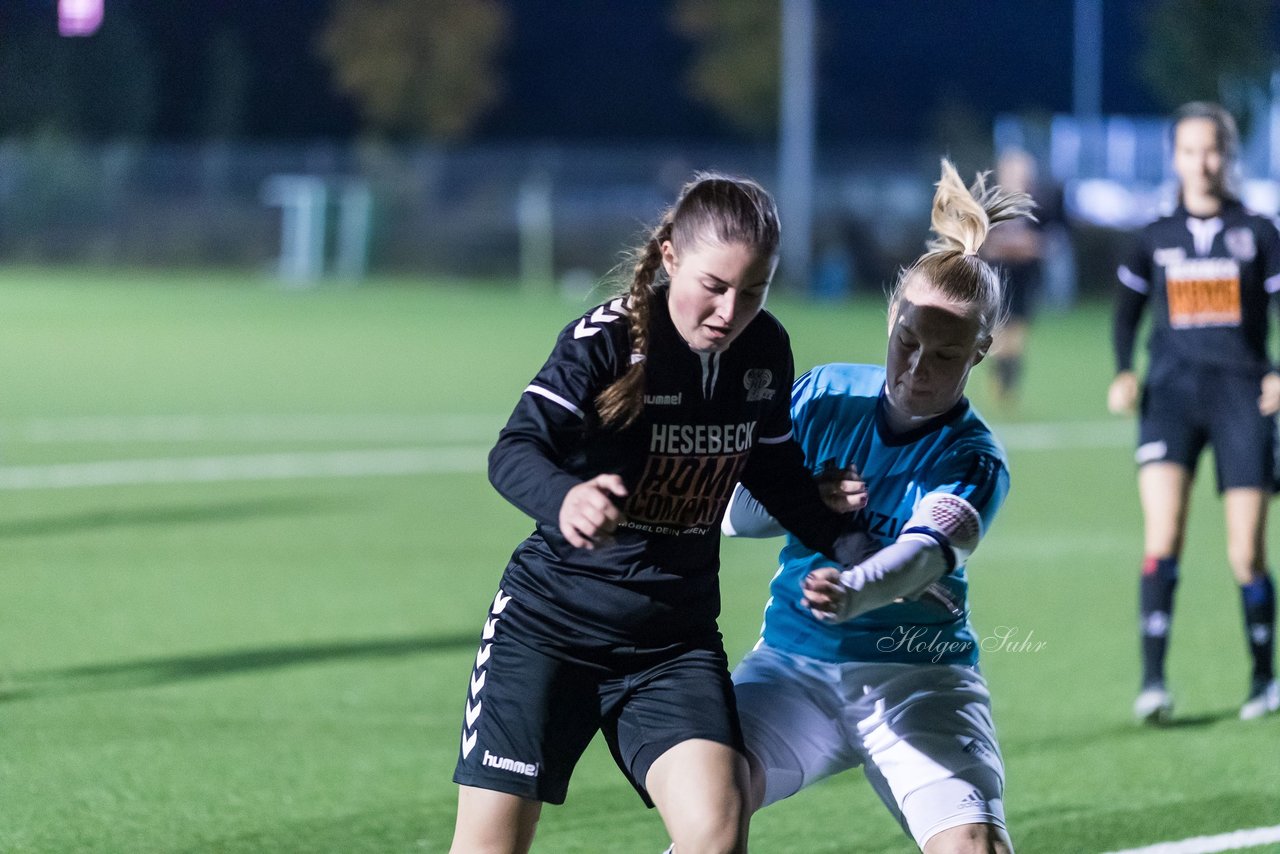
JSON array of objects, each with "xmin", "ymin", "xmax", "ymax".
[
  {"xmin": 996, "ymin": 111, "xmax": 1280, "ymax": 228},
  {"xmin": 0, "ymin": 137, "xmax": 944, "ymax": 293}
]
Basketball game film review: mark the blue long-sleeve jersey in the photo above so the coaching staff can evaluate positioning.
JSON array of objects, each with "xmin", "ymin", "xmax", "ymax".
[{"xmin": 758, "ymin": 363, "xmax": 1009, "ymax": 665}]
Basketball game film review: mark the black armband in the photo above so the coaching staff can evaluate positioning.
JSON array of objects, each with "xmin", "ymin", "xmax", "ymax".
[{"xmin": 900, "ymin": 525, "xmax": 957, "ymax": 574}]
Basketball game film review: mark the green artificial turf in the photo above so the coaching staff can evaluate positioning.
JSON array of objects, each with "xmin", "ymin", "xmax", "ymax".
[{"xmin": 1, "ymin": 267, "xmax": 1275, "ymax": 853}]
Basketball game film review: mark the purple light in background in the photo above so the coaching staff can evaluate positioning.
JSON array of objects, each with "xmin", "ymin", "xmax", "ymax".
[{"xmin": 59, "ymin": 0, "xmax": 104, "ymax": 37}]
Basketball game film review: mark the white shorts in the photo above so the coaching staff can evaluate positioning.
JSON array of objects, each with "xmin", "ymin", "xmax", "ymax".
[{"xmin": 733, "ymin": 642, "xmax": 1007, "ymax": 850}]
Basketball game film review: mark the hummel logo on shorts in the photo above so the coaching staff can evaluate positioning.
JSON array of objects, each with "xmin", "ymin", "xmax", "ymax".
[{"xmin": 482, "ymin": 749, "xmax": 539, "ymax": 777}]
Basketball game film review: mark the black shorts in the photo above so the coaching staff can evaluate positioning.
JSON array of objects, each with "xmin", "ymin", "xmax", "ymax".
[
  {"xmin": 1001, "ymin": 261, "xmax": 1041, "ymax": 322},
  {"xmin": 1138, "ymin": 366, "xmax": 1278, "ymax": 492},
  {"xmin": 451, "ymin": 585, "xmax": 744, "ymax": 806}
]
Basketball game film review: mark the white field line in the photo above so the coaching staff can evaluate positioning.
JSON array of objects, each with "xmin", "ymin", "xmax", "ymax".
[
  {"xmin": 0, "ymin": 417, "xmax": 1131, "ymax": 491},
  {"xmin": 0, "ymin": 447, "xmax": 487, "ymax": 490},
  {"xmin": 3, "ymin": 414, "xmax": 503, "ymax": 444},
  {"xmin": 2, "ymin": 415, "xmax": 1130, "ymax": 450},
  {"xmin": 995, "ymin": 419, "xmax": 1131, "ymax": 450},
  {"xmin": 1102, "ymin": 824, "xmax": 1280, "ymax": 854}
]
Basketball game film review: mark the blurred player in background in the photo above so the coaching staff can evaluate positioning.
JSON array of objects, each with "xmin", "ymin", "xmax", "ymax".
[
  {"xmin": 449, "ymin": 173, "xmax": 871, "ymax": 854},
  {"xmin": 978, "ymin": 147, "xmax": 1058, "ymax": 408},
  {"xmin": 1108, "ymin": 101, "xmax": 1280, "ymax": 723},
  {"xmin": 718, "ymin": 160, "xmax": 1029, "ymax": 853}
]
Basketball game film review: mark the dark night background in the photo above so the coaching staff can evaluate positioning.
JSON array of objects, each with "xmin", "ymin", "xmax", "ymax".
[
  {"xmin": 0, "ymin": 0, "xmax": 1172, "ymax": 144},
  {"xmin": 2, "ymin": 0, "xmax": 1276, "ymax": 283}
]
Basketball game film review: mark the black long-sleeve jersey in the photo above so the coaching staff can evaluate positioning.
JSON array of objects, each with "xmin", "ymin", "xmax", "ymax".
[
  {"xmin": 488, "ymin": 288, "xmax": 868, "ymax": 647},
  {"xmin": 1114, "ymin": 201, "xmax": 1280, "ymax": 380}
]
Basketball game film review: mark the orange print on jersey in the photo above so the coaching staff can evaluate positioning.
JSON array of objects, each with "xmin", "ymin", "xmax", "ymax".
[
  {"xmin": 1164, "ymin": 258, "xmax": 1242, "ymax": 329},
  {"xmin": 626, "ymin": 451, "xmax": 750, "ymax": 527}
]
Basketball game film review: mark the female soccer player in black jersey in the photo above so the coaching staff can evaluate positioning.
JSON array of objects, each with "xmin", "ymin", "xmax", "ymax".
[
  {"xmin": 980, "ymin": 147, "xmax": 1062, "ymax": 408},
  {"xmin": 1109, "ymin": 102, "xmax": 1280, "ymax": 723},
  {"xmin": 448, "ymin": 174, "xmax": 868, "ymax": 853}
]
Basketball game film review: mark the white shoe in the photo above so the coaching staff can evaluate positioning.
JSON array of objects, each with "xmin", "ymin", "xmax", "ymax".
[
  {"xmin": 1134, "ymin": 685, "xmax": 1173, "ymax": 724},
  {"xmin": 1240, "ymin": 680, "xmax": 1280, "ymax": 721}
]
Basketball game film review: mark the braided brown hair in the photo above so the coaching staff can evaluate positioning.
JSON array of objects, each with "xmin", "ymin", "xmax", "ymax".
[{"xmin": 596, "ymin": 173, "xmax": 781, "ymax": 428}]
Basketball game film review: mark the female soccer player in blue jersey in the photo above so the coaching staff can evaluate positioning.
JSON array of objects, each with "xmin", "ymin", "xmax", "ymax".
[
  {"xmin": 448, "ymin": 174, "xmax": 869, "ymax": 854},
  {"xmin": 720, "ymin": 160, "xmax": 1031, "ymax": 853},
  {"xmin": 1108, "ymin": 102, "xmax": 1280, "ymax": 723}
]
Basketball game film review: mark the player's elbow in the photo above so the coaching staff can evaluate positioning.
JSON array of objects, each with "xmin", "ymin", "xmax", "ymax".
[
  {"xmin": 487, "ymin": 436, "xmax": 531, "ymax": 497},
  {"xmin": 486, "ymin": 442, "xmax": 510, "ymax": 492}
]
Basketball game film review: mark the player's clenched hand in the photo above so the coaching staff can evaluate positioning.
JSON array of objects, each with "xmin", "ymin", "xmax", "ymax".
[
  {"xmin": 801, "ymin": 566, "xmax": 849, "ymax": 621},
  {"xmin": 817, "ymin": 464, "xmax": 868, "ymax": 513},
  {"xmin": 1107, "ymin": 371, "xmax": 1138, "ymax": 415},
  {"xmin": 1259, "ymin": 372, "xmax": 1280, "ymax": 416},
  {"xmin": 559, "ymin": 474, "xmax": 628, "ymax": 550}
]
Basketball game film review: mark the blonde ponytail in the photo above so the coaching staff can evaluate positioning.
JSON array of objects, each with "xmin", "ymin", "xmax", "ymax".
[
  {"xmin": 891, "ymin": 158, "xmax": 1036, "ymax": 338},
  {"xmin": 928, "ymin": 159, "xmax": 1034, "ymax": 257}
]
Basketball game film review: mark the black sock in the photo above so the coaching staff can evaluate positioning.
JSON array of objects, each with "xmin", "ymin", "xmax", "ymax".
[
  {"xmin": 1140, "ymin": 556, "xmax": 1178, "ymax": 688},
  {"xmin": 1241, "ymin": 574, "xmax": 1275, "ymax": 685},
  {"xmin": 994, "ymin": 356, "xmax": 1022, "ymax": 398}
]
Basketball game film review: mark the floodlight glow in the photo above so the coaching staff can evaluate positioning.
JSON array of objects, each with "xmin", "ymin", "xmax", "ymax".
[{"xmin": 59, "ymin": 0, "xmax": 104, "ymax": 37}]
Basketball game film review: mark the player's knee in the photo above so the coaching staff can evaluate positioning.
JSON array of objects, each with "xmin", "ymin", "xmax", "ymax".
[
  {"xmin": 923, "ymin": 822, "xmax": 1011, "ymax": 854},
  {"xmin": 667, "ymin": 801, "xmax": 746, "ymax": 854},
  {"xmin": 448, "ymin": 823, "xmax": 538, "ymax": 854},
  {"xmin": 449, "ymin": 789, "xmax": 541, "ymax": 854},
  {"xmin": 743, "ymin": 750, "xmax": 767, "ymax": 814}
]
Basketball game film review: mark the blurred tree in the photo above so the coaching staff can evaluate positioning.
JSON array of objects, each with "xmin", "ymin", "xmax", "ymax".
[
  {"xmin": 0, "ymin": 5, "xmax": 157, "ymax": 139},
  {"xmin": 1138, "ymin": 0, "xmax": 1273, "ymax": 122},
  {"xmin": 317, "ymin": 0, "xmax": 509, "ymax": 140},
  {"xmin": 672, "ymin": 0, "xmax": 779, "ymax": 137}
]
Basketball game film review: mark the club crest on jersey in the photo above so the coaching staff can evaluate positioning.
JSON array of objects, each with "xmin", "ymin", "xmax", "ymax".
[
  {"xmin": 743, "ymin": 368, "xmax": 774, "ymax": 401},
  {"xmin": 1224, "ymin": 227, "xmax": 1257, "ymax": 262}
]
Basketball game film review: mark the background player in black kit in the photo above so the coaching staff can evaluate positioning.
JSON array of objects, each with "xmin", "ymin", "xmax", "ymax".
[
  {"xmin": 1108, "ymin": 102, "xmax": 1280, "ymax": 723},
  {"xmin": 448, "ymin": 174, "xmax": 869, "ymax": 853},
  {"xmin": 979, "ymin": 147, "xmax": 1062, "ymax": 408}
]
